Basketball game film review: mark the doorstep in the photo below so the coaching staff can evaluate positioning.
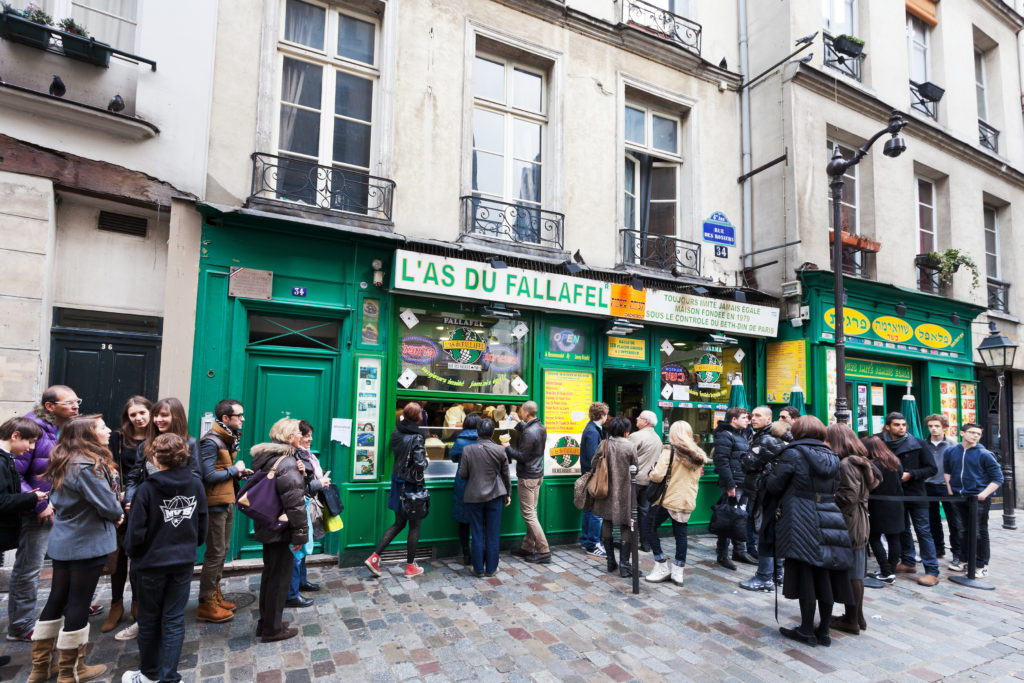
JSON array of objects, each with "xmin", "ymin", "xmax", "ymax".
[{"xmin": 207, "ymin": 552, "xmax": 336, "ymax": 577}]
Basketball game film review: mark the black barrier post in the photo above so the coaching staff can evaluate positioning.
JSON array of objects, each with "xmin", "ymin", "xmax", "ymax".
[
  {"xmin": 629, "ymin": 465, "xmax": 639, "ymax": 595},
  {"xmin": 949, "ymin": 495, "xmax": 994, "ymax": 591},
  {"xmin": 863, "ymin": 548, "xmax": 885, "ymax": 589}
]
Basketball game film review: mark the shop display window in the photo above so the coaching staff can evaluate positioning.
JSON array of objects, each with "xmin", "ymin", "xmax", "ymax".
[{"xmin": 657, "ymin": 339, "xmax": 743, "ymax": 451}]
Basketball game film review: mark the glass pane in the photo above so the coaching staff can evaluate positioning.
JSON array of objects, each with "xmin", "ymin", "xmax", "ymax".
[
  {"xmin": 284, "ymin": 0, "xmax": 325, "ymax": 50},
  {"xmin": 985, "ymin": 227, "xmax": 996, "ymax": 253},
  {"xmin": 472, "ymin": 151, "xmax": 503, "ymax": 196},
  {"xmin": 281, "ymin": 58, "xmax": 322, "ymax": 108},
  {"xmin": 974, "ymin": 52, "xmax": 985, "ymax": 82},
  {"xmin": 330, "ymin": 168, "xmax": 370, "ymax": 214},
  {"xmin": 275, "ymin": 156, "xmax": 318, "ymax": 204},
  {"xmin": 840, "ymin": 204, "xmax": 857, "ymax": 233},
  {"xmin": 652, "ymin": 115, "xmax": 678, "ymax": 154},
  {"xmin": 625, "ymin": 193, "xmax": 636, "ymax": 229},
  {"xmin": 910, "ymin": 45, "xmax": 928, "ymax": 83},
  {"xmin": 919, "ymin": 228, "xmax": 934, "ymax": 253},
  {"xmin": 513, "ymin": 161, "xmax": 541, "ymax": 203},
  {"xmin": 917, "ymin": 178, "xmax": 933, "ymax": 205},
  {"xmin": 987, "ymin": 253, "xmax": 997, "ymax": 274},
  {"xmin": 649, "ymin": 201, "xmax": 676, "ymax": 236},
  {"xmin": 513, "ymin": 119, "xmax": 541, "ymax": 162},
  {"xmin": 248, "ymin": 315, "xmax": 339, "ymax": 349},
  {"xmin": 71, "ymin": 2, "xmax": 135, "ymax": 51},
  {"xmin": 335, "ymin": 72, "xmax": 373, "ymax": 121},
  {"xmin": 625, "ymin": 107, "xmax": 645, "ymax": 145},
  {"xmin": 332, "ymin": 119, "xmax": 371, "ymax": 167},
  {"xmin": 976, "ymin": 84, "xmax": 987, "ymax": 121},
  {"xmin": 473, "ymin": 109, "xmax": 504, "ymax": 154},
  {"xmin": 918, "ymin": 206, "xmax": 933, "ymax": 238},
  {"xmin": 474, "ymin": 57, "xmax": 505, "ymax": 102},
  {"xmin": 513, "ymin": 69, "xmax": 543, "ymax": 112},
  {"xmin": 338, "ymin": 13, "xmax": 375, "ymax": 64},
  {"xmin": 984, "ymin": 208, "xmax": 996, "ymax": 231},
  {"xmin": 651, "ymin": 166, "xmax": 677, "ymax": 200},
  {"xmin": 279, "ymin": 106, "xmax": 321, "ymax": 156}
]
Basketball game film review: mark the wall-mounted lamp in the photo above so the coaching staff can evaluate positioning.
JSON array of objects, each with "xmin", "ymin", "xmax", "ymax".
[
  {"xmin": 895, "ymin": 302, "xmax": 907, "ymax": 317},
  {"xmin": 630, "ymin": 275, "xmax": 645, "ymax": 292},
  {"xmin": 734, "ymin": 290, "xmax": 747, "ymax": 303},
  {"xmin": 371, "ymin": 259, "xmax": 385, "ymax": 287},
  {"xmin": 605, "ymin": 318, "xmax": 644, "ymax": 336},
  {"xmin": 563, "ymin": 260, "xmax": 582, "ymax": 275},
  {"xmin": 950, "ymin": 312, "xmax": 961, "ymax": 326}
]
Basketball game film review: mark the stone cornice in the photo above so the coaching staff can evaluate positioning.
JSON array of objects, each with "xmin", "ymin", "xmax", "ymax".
[{"xmin": 977, "ymin": 0, "xmax": 1024, "ymax": 32}]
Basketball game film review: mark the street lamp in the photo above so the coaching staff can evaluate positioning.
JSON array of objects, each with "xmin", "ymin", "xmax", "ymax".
[
  {"xmin": 827, "ymin": 111, "xmax": 908, "ymax": 423},
  {"xmin": 977, "ymin": 320, "xmax": 1018, "ymax": 530}
]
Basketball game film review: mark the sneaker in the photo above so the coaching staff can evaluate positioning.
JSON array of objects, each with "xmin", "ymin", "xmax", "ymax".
[
  {"xmin": 948, "ymin": 559, "xmax": 965, "ymax": 572},
  {"xmin": 114, "ymin": 622, "xmax": 139, "ymax": 641},
  {"xmin": 5, "ymin": 631, "xmax": 31, "ymax": 642},
  {"xmin": 645, "ymin": 561, "xmax": 671, "ymax": 583},
  {"xmin": 586, "ymin": 546, "xmax": 607, "ymax": 558},
  {"xmin": 122, "ymin": 671, "xmax": 158, "ymax": 683},
  {"xmin": 364, "ymin": 552, "xmax": 382, "ymax": 577},
  {"xmin": 88, "ymin": 604, "xmax": 104, "ymax": 617},
  {"xmin": 404, "ymin": 563, "xmax": 424, "ymax": 577},
  {"xmin": 868, "ymin": 571, "xmax": 895, "ymax": 584},
  {"xmin": 977, "ymin": 566, "xmax": 989, "ymax": 578}
]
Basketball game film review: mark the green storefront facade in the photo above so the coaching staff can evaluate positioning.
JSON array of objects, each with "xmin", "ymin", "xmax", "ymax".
[{"xmin": 189, "ymin": 210, "xmax": 783, "ymax": 563}]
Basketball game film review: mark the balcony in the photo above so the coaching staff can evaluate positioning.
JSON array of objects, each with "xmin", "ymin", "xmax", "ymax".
[
  {"xmin": 988, "ymin": 277, "xmax": 1010, "ymax": 313},
  {"xmin": 823, "ymin": 32, "xmax": 863, "ymax": 82},
  {"xmin": 915, "ymin": 260, "xmax": 941, "ymax": 294},
  {"xmin": 979, "ymin": 120, "xmax": 1000, "ymax": 153},
  {"xmin": 620, "ymin": 229, "xmax": 700, "ymax": 277},
  {"xmin": 0, "ymin": 8, "xmax": 155, "ymax": 69},
  {"xmin": 250, "ymin": 153, "xmax": 395, "ymax": 222},
  {"xmin": 460, "ymin": 196, "xmax": 564, "ymax": 250},
  {"xmin": 909, "ymin": 81, "xmax": 941, "ymax": 121},
  {"xmin": 621, "ymin": 0, "xmax": 702, "ymax": 56}
]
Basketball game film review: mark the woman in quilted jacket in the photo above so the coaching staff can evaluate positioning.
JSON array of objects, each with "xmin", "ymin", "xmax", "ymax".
[{"xmin": 766, "ymin": 415, "xmax": 853, "ymax": 647}]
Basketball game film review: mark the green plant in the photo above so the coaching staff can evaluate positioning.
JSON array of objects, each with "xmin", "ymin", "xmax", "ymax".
[
  {"xmin": 57, "ymin": 16, "xmax": 88, "ymax": 37},
  {"xmin": 923, "ymin": 248, "xmax": 980, "ymax": 290},
  {"xmin": 16, "ymin": 2, "xmax": 53, "ymax": 25},
  {"xmin": 835, "ymin": 34, "xmax": 865, "ymax": 46}
]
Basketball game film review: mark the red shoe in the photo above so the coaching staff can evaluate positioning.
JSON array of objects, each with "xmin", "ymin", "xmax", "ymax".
[
  {"xmin": 404, "ymin": 563, "xmax": 424, "ymax": 577},
  {"xmin": 88, "ymin": 604, "xmax": 104, "ymax": 617},
  {"xmin": 364, "ymin": 553, "xmax": 381, "ymax": 577}
]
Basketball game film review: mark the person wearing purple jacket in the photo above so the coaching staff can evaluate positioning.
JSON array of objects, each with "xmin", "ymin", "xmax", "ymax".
[{"xmin": 7, "ymin": 385, "xmax": 79, "ymax": 642}]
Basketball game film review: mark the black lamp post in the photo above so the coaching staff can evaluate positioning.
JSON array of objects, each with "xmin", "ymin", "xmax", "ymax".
[
  {"xmin": 827, "ymin": 111, "xmax": 908, "ymax": 423},
  {"xmin": 977, "ymin": 321, "xmax": 1018, "ymax": 530}
]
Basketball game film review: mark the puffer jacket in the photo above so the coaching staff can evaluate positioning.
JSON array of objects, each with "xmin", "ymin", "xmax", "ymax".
[
  {"xmin": 648, "ymin": 443, "xmax": 706, "ymax": 514},
  {"xmin": 835, "ymin": 455, "xmax": 880, "ymax": 549},
  {"xmin": 248, "ymin": 442, "xmax": 308, "ymax": 546},
  {"xmin": 590, "ymin": 437, "xmax": 638, "ymax": 525},
  {"xmin": 712, "ymin": 420, "xmax": 749, "ymax": 493},
  {"xmin": 15, "ymin": 406, "xmax": 59, "ymax": 514},
  {"xmin": 742, "ymin": 423, "xmax": 788, "ymax": 495},
  {"xmin": 506, "ymin": 418, "xmax": 547, "ymax": 480},
  {"xmin": 766, "ymin": 438, "xmax": 853, "ymax": 571}
]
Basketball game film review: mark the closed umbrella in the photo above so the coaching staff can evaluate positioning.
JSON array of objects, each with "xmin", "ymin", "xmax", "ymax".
[
  {"xmin": 728, "ymin": 373, "xmax": 749, "ymax": 410},
  {"xmin": 789, "ymin": 374, "xmax": 806, "ymax": 415},
  {"xmin": 900, "ymin": 381, "xmax": 925, "ymax": 439}
]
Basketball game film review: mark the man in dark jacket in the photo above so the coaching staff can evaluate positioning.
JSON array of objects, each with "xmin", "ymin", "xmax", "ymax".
[
  {"xmin": 922, "ymin": 414, "xmax": 962, "ymax": 563},
  {"xmin": 713, "ymin": 407, "xmax": 756, "ymax": 569},
  {"xmin": 739, "ymin": 408, "xmax": 789, "ymax": 591},
  {"xmin": 578, "ymin": 402, "xmax": 608, "ymax": 558},
  {"xmin": 879, "ymin": 412, "xmax": 940, "ymax": 586},
  {"xmin": 944, "ymin": 423, "xmax": 1003, "ymax": 576},
  {"xmin": 503, "ymin": 401, "xmax": 551, "ymax": 563}
]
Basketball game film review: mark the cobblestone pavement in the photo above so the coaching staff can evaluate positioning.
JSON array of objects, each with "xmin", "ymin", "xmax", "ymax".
[{"xmin": 3, "ymin": 525, "xmax": 1024, "ymax": 682}]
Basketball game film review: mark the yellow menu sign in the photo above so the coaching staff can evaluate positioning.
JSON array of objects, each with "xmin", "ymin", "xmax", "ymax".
[
  {"xmin": 543, "ymin": 370, "xmax": 593, "ymax": 433},
  {"xmin": 766, "ymin": 340, "xmax": 806, "ymax": 403},
  {"xmin": 608, "ymin": 337, "xmax": 646, "ymax": 360}
]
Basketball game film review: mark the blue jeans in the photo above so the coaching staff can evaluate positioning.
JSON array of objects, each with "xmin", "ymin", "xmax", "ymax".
[
  {"xmin": 900, "ymin": 505, "xmax": 939, "ymax": 575},
  {"xmin": 580, "ymin": 510, "xmax": 603, "ymax": 550},
  {"xmin": 466, "ymin": 497, "xmax": 503, "ymax": 574},
  {"xmin": 7, "ymin": 518, "xmax": 49, "ymax": 638},
  {"xmin": 288, "ymin": 555, "xmax": 307, "ymax": 601},
  {"xmin": 635, "ymin": 485, "xmax": 650, "ymax": 548},
  {"xmin": 754, "ymin": 552, "xmax": 775, "ymax": 581},
  {"xmin": 645, "ymin": 505, "xmax": 688, "ymax": 565},
  {"xmin": 136, "ymin": 565, "xmax": 192, "ymax": 683}
]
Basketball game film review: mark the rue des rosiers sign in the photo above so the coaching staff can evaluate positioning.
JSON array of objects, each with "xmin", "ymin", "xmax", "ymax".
[{"xmin": 393, "ymin": 250, "xmax": 780, "ymax": 337}]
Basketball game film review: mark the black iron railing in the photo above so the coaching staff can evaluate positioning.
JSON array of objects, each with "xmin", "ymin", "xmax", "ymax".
[
  {"xmin": 823, "ymin": 32, "xmax": 863, "ymax": 82},
  {"xmin": 250, "ymin": 153, "xmax": 395, "ymax": 221},
  {"xmin": 460, "ymin": 196, "xmax": 564, "ymax": 250},
  {"xmin": 979, "ymin": 120, "xmax": 1000, "ymax": 153},
  {"xmin": 988, "ymin": 277, "xmax": 1010, "ymax": 312},
  {"xmin": 917, "ymin": 264, "xmax": 941, "ymax": 294},
  {"xmin": 909, "ymin": 81, "xmax": 938, "ymax": 120},
  {"xmin": 841, "ymin": 247, "xmax": 863, "ymax": 277},
  {"xmin": 620, "ymin": 229, "xmax": 700, "ymax": 277},
  {"xmin": 622, "ymin": 0, "xmax": 701, "ymax": 56}
]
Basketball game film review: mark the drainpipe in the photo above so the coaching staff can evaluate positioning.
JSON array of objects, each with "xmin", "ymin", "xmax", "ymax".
[{"xmin": 738, "ymin": 0, "xmax": 753, "ymax": 271}]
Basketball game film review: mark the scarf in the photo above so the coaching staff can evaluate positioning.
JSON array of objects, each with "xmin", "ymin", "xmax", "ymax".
[
  {"xmin": 882, "ymin": 430, "xmax": 908, "ymax": 452},
  {"xmin": 215, "ymin": 419, "xmax": 241, "ymax": 452}
]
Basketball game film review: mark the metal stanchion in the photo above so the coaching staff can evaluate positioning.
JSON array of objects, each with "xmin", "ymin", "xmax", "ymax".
[
  {"xmin": 863, "ymin": 548, "xmax": 885, "ymax": 589},
  {"xmin": 949, "ymin": 495, "xmax": 994, "ymax": 591},
  {"xmin": 629, "ymin": 465, "xmax": 639, "ymax": 595}
]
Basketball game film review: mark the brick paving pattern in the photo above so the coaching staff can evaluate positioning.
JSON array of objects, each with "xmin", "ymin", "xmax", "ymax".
[{"xmin": 3, "ymin": 525, "xmax": 1024, "ymax": 682}]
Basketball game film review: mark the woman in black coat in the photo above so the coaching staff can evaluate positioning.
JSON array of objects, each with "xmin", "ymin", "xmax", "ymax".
[
  {"xmin": 766, "ymin": 415, "xmax": 853, "ymax": 647},
  {"xmin": 862, "ymin": 436, "xmax": 905, "ymax": 583}
]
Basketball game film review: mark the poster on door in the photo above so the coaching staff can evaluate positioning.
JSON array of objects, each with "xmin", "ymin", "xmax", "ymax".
[
  {"xmin": 959, "ymin": 383, "xmax": 977, "ymax": 434},
  {"xmin": 353, "ymin": 357, "xmax": 381, "ymax": 480},
  {"xmin": 939, "ymin": 380, "xmax": 960, "ymax": 438},
  {"xmin": 543, "ymin": 370, "xmax": 593, "ymax": 475}
]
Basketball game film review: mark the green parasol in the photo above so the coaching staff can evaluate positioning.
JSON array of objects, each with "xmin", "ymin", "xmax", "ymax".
[
  {"xmin": 728, "ymin": 373, "xmax": 750, "ymax": 410},
  {"xmin": 900, "ymin": 381, "xmax": 925, "ymax": 439},
  {"xmin": 789, "ymin": 374, "xmax": 806, "ymax": 415}
]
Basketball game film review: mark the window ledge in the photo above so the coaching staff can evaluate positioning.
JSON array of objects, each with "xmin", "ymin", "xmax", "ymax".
[
  {"xmin": 456, "ymin": 232, "xmax": 569, "ymax": 261},
  {"xmin": 0, "ymin": 81, "xmax": 158, "ymax": 140},
  {"xmin": 986, "ymin": 309, "xmax": 1018, "ymax": 324}
]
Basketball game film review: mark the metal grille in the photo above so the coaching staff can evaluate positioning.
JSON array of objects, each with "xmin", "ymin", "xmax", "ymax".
[
  {"xmin": 987, "ymin": 277, "xmax": 1010, "ymax": 313},
  {"xmin": 979, "ymin": 120, "xmax": 1000, "ymax": 153},
  {"xmin": 917, "ymin": 265, "xmax": 940, "ymax": 294},
  {"xmin": 823, "ymin": 32, "xmax": 863, "ymax": 82},
  {"xmin": 909, "ymin": 82, "xmax": 938, "ymax": 120},
  {"xmin": 379, "ymin": 547, "xmax": 432, "ymax": 563},
  {"xmin": 97, "ymin": 211, "xmax": 147, "ymax": 237},
  {"xmin": 621, "ymin": 0, "xmax": 702, "ymax": 56},
  {"xmin": 460, "ymin": 196, "xmax": 564, "ymax": 250},
  {"xmin": 620, "ymin": 229, "xmax": 700, "ymax": 277}
]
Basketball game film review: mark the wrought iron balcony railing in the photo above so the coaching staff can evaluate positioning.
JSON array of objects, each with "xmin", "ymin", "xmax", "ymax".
[
  {"xmin": 917, "ymin": 264, "xmax": 941, "ymax": 294},
  {"xmin": 460, "ymin": 196, "xmax": 564, "ymax": 250},
  {"xmin": 250, "ymin": 153, "xmax": 395, "ymax": 221},
  {"xmin": 979, "ymin": 120, "xmax": 1000, "ymax": 153},
  {"xmin": 621, "ymin": 0, "xmax": 701, "ymax": 56},
  {"xmin": 823, "ymin": 32, "xmax": 863, "ymax": 82},
  {"xmin": 987, "ymin": 277, "xmax": 1010, "ymax": 313},
  {"xmin": 620, "ymin": 229, "xmax": 700, "ymax": 277},
  {"xmin": 909, "ymin": 81, "xmax": 938, "ymax": 120}
]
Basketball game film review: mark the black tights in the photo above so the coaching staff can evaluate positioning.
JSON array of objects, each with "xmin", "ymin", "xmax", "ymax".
[
  {"xmin": 375, "ymin": 511, "xmax": 422, "ymax": 564},
  {"xmin": 39, "ymin": 564, "xmax": 104, "ymax": 631},
  {"xmin": 458, "ymin": 523, "xmax": 470, "ymax": 557},
  {"xmin": 794, "ymin": 565, "xmax": 834, "ymax": 635},
  {"xmin": 600, "ymin": 521, "xmax": 633, "ymax": 554}
]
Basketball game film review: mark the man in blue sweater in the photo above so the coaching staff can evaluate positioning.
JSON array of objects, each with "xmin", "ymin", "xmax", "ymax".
[
  {"xmin": 579, "ymin": 402, "xmax": 608, "ymax": 558},
  {"xmin": 944, "ymin": 423, "xmax": 1004, "ymax": 577}
]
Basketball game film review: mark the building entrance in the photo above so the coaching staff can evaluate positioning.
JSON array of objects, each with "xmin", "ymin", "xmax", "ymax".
[{"xmin": 602, "ymin": 369, "xmax": 650, "ymax": 430}]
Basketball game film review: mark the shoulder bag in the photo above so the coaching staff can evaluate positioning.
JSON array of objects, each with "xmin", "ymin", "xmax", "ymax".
[
  {"xmin": 236, "ymin": 454, "xmax": 291, "ymax": 531},
  {"xmin": 646, "ymin": 446, "xmax": 675, "ymax": 506},
  {"xmin": 573, "ymin": 471, "xmax": 594, "ymax": 511},
  {"xmin": 586, "ymin": 443, "xmax": 610, "ymax": 500}
]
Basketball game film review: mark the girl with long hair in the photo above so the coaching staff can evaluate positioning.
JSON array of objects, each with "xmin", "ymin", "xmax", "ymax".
[
  {"xmin": 862, "ymin": 435, "xmax": 905, "ymax": 583},
  {"xmin": 29, "ymin": 416, "xmax": 122, "ymax": 682},
  {"xmin": 593, "ymin": 417, "xmax": 639, "ymax": 579}
]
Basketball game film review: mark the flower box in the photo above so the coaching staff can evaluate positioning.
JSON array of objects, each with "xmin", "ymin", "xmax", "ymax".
[
  {"xmin": 916, "ymin": 81, "xmax": 945, "ymax": 103},
  {"xmin": 0, "ymin": 9, "xmax": 52, "ymax": 50},
  {"xmin": 60, "ymin": 33, "xmax": 111, "ymax": 67},
  {"xmin": 830, "ymin": 230, "xmax": 880, "ymax": 253},
  {"xmin": 832, "ymin": 34, "xmax": 864, "ymax": 58}
]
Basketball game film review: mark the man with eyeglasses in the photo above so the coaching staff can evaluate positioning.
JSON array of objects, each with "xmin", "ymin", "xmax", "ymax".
[
  {"xmin": 7, "ymin": 385, "xmax": 80, "ymax": 641},
  {"xmin": 944, "ymin": 423, "xmax": 1003, "ymax": 578}
]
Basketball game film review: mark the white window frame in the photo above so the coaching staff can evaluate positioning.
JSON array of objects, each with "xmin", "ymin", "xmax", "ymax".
[
  {"xmin": 916, "ymin": 177, "xmax": 935, "ymax": 254},
  {"xmin": 827, "ymin": 140, "xmax": 859, "ymax": 235},
  {"xmin": 984, "ymin": 205, "xmax": 1000, "ymax": 279},
  {"xmin": 975, "ymin": 49, "xmax": 989, "ymax": 122},
  {"xmin": 907, "ymin": 14, "xmax": 930, "ymax": 83},
  {"xmin": 41, "ymin": 0, "xmax": 137, "ymax": 52},
  {"xmin": 623, "ymin": 102, "xmax": 684, "ymax": 237},
  {"xmin": 823, "ymin": 0, "xmax": 856, "ymax": 35}
]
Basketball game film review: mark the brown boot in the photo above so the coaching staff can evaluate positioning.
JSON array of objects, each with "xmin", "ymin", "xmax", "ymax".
[
  {"xmin": 56, "ymin": 626, "xmax": 107, "ymax": 683},
  {"xmin": 196, "ymin": 597, "xmax": 233, "ymax": 623},
  {"xmin": 27, "ymin": 618, "xmax": 61, "ymax": 683},
  {"xmin": 101, "ymin": 600, "xmax": 124, "ymax": 633},
  {"xmin": 214, "ymin": 588, "xmax": 236, "ymax": 611}
]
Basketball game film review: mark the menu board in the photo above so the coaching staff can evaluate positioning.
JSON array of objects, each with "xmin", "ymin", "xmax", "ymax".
[
  {"xmin": 542, "ymin": 370, "xmax": 593, "ymax": 475},
  {"xmin": 960, "ymin": 383, "xmax": 977, "ymax": 431},
  {"xmin": 765, "ymin": 340, "xmax": 806, "ymax": 403},
  {"xmin": 939, "ymin": 380, "xmax": 960, "ymax": 438},
  {"xmin": 354, "ymin": 357, "xmax": 381, "ymax": 480}
]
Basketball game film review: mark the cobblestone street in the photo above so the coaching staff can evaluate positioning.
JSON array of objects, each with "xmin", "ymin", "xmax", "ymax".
[{"xmin": 4, "ymin": 525, "xmax": 1024, "ymax": 682}]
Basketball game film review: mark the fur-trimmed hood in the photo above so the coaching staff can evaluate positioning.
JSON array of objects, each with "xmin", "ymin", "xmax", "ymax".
[
  {"xmin": 249, "ymin": 442, "xmax": 296, "ymax": 472},
  {"xmin": 33, "ymin": 404, "xmax": 59, "ymax": 426},
  {"xmin": 672, "ymin": 443, "xmax": 708, "ymax": 470}
]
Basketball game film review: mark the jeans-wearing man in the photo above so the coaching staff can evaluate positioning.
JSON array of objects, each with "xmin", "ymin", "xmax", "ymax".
[
  {"xmin": 922, "ymin": 414, "xmax": 962, "ymax": 562},
  {"xmin": 945, "ymin": 423, "xmax": 1003, "ymax": 575},
  {"xmin": 579, "ymin": 403, "xmax": 608, "ymax": 557}
]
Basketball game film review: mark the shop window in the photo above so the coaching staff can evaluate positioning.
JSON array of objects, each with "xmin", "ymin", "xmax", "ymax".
[
  {"xmin": 247, "ymin": 314, "xmax": 340, "ymax": 351},
  {"xmin": 42, "ymin": 0, "xmax": 137, "ymax": 52},
  {"xmin": 658, "ymin": 339, "xmax": 742, "ymax": 450}
]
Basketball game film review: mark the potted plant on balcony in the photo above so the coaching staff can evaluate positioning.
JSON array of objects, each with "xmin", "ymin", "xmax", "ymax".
[
  {"xmin": 916, "ymin": 81, "xmax": 945, "ymax": 103},
  {"xmin": 916, "ymin": 249, "xmax": 980, "ymax": 290},
  {"xmin": 0, "ymin": 2, "xmax": 54, "ymax": 50},
  {"xmin": 57, "ymin": 16, "xmax": 110, "ymax": 67},
  {"xmin": 832, "ymin": 34, "xmax": 865, "ymax": 58}
]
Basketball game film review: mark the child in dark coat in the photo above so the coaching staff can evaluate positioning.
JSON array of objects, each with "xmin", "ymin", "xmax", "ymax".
[{"xmin": 122, "ymin": 434, "xmax": 208, "ymax": 683}]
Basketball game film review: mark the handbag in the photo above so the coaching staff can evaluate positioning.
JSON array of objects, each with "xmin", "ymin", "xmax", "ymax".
[
  {"xmin": 399, "ymin": 484, "xmax": 431, "ymax": 520},
  {"xmin": 646, "ymin": 446, "xmax": 675, "ymax": 506},
  {"xmin": 236, "ymin": 454, "xmax": 291, "ymax": 531},
  {"xmin": 291, "ymin": 500, "xmax": 316, "ymax": 560},
  {"xmin": 324, "ymin": 514, "xmax": 343, "ymax": 532},
  {"xmin": 320, "ymin": 483, "xmax": 344, "ymax": 517},
  {"xmin": 709, "ymin": 497, "xmax": 748, "ymax": 543},
  {"xmin": 308, "ymin": 495, "xmax": 326, "ymax": 541},
  {"xmin": 586, "ymin": 443, "xmax": 610, "ymax": 500},
  {"xmin": 573, "ymin": 471, "xmax": 594, "ymax": 511}
]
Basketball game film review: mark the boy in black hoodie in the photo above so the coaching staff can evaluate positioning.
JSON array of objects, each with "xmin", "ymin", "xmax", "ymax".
[{"xmin": 123, "ymin": 433, "xmax": 208, "ymax": 683}]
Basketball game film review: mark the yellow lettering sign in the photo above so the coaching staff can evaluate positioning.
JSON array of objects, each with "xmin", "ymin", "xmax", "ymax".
[
  {"xmin": 915, "ymin": 323, "xmax": 953, "ymax": 349},
  {"xmin": 872, "ymin": 316, "xmax": 913, "ymax": 343},
  {"xmin": 824, "ymin": 308, "xmax": 870, "ymax": 336}
]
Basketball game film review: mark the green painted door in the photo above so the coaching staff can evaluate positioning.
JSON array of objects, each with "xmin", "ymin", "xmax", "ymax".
[{"xmin": 236, "ymin": 350, "xmax": 337, "ymax": 559}]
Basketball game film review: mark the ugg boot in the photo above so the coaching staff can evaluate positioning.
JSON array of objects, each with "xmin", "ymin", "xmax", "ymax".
[
  {"xmin": 56, "ymin": 626, "xmax": 107, "ymax": 683},
  {"xmin": 27, "ymin": 617, "xmax": 62, "ymax": 683},
  {"xmin": 670, "ymin": 563, "xmax": 686, "ymax": 586},
  {"xmin": 196, "ymin": 597, "xmax": 233, "ymax": 623},
  {"xmin": 214, "ymin": 588, "xmax": 236, "ymax": 612},
  {"xmin": 645, "ymin": 561, "xmax": 671, "ymax": 583},
  {"xmin": 101, "ymin": 600, "xmax": 125, "ymax": 633},
  {"xmin": 716, "ymin": 538, "xmax": 737, "ymax": 570}
]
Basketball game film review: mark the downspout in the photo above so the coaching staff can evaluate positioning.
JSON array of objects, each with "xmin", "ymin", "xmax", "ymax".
[{"xmin": 739, "ymin": 0, "xmax": 753, "ymax": 271}]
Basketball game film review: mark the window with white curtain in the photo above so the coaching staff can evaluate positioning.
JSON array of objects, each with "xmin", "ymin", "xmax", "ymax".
[
  {"xmin": 907, "ymin": 15, "xmax": 929, "ymax": 83},
  {"xmin": 41, "ymin": 0, "xmax": 137, "ymax": 52},
  {"xmin": 624, "ymin": 103, "xmax": 682, "ymax": 237},
  {"xmin": 823, "ymin": 0, "xmax": 856, "ymax": 35}
]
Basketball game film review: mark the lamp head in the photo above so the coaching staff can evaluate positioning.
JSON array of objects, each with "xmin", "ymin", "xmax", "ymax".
[{"xmin": 883, "ymin": 135, "xmax": 907, "ymax": 158}]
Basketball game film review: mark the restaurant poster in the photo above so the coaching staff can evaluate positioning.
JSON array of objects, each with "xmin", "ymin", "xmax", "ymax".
[
  {"xmin": 960, "ymin": 383, "xmax": 977, "ymax": 430},
  {"xmin": 354, "ymin": 357, "xmax": 381, "ymax": 480},
  {"xmin": 939, "ymin": 380, "xmax": 960, "ymax": 438},
  {"xmin": 542, "ymin": 370, "xmax": 593, "ymax": 475},
  {"xmin": 765, "ymin": 340, "xmax": 806, "ymax": 403}
]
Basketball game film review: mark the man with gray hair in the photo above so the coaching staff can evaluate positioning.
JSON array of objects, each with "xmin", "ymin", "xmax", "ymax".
[
  {"xmin": 629, "ymin": 410, "xmax": 663, "ymax": 552},
  {"xmin": 503, "ymin": 401, "xmax": 551, "ymax": 563}
]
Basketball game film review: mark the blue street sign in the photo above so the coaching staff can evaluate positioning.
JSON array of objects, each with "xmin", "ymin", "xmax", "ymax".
[
  {"xmin": 702, "ymin": 212, "xmax": 736, "ymax": 246},
  {"xmin": 292, "ymin": 287, "xmax": 307, "ymax": 297}
]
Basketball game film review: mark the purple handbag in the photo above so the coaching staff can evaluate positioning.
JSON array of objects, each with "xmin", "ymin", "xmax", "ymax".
[{"xmin": 236, "ymin": 455, "xmax": 290, "ymax": 531}]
